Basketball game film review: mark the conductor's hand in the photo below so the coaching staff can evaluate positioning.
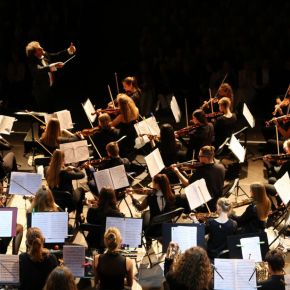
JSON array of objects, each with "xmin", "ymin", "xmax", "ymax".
[
  {"xmin": 55, "ymin": 62, "xmax": 64, "ymax": 68},
  {"xmin": 68, "ymin": 42, "xmax": 76, "ymax": 55}
]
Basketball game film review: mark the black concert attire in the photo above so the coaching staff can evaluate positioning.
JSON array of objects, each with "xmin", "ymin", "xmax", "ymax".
[
  {"xmin": 0, "ymin": 151, "xmax": 18, "ymax": 181},
  {"xmin": 231, "ymin": 204, "xmax": 266, "ymax": 234},
  {"xmin": 206, "ymin": 218, "xmax": 237, "ymax": 259},
  {"xmin": 90, "ymin": 127, "xmax": 119, "ymax": 157},
  {"xmin": 27, "ymin": 50, "xmax": 72, "ymax": 112},
  {"xmin": 214, "ymin": 113, "xmax": 237, "ymax": 149},
  {"xmin": 258, "ymin": 275, "xmax": 285, "ymax": 290},
  {"xmin": 97, "ymin": 252, "xmax": 127, "ymax": 290},
  {"xmin": 188, "ymin": 163, "xmax": 225, "ymax": 211},
  {"xmin": 19, "ymin": 252, "xmax": 57, "ymax": 290},
  {"xmin": 127, "ymin": 90, "xmax": 142, "ymax": 110},
  {"xmin": 185, "ymin": 123, "xmax": 214, "ymax": 159}
]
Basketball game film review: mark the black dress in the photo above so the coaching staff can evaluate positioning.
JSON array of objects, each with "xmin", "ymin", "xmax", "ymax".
[
  {"xmin": 258, "ymin": 275, "xmax": 285, "ymax": 290},
  {"xmin": 206, "ymin": 218, "xmax": 237, "ymax": 259},
  {"xmin": 19, "ymin": 252, "xmax": 57, "ymax": 290}
]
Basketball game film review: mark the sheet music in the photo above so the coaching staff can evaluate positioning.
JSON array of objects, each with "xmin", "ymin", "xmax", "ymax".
[
  {"xmin": 110, "ymin": 165, "xmax": 129, "ymax": 189},
  {"xmin": 170, "ymin": 96, "xmax": 181, "ymax": 123},
  {"xmin": 9, "ymin": 172, "xmax": 42, "ymax": 196},
  {"xmin": 55, "ymin": 109, "xmax": 74, "ymax": 130},
  {"xmin": 63, "ymin": 245, "xmax": 85, "ymax": 277},
  {"xmin": 44, "ymin": 113, "xmax": 54, "ymax": 124},
  {"xmin": 0, "ymin": 254, "xmax": 19, "ymax": 284},
  {"xmin": 214, "ymin": 259, "xmax": 256, "ymax": 290},
  {"xmin": 134, "ymin": 116, "xmax": 160, "ymax": 136},
  {"xmin": 184, "ymin": 178, "xmax": 211, "ymax": 210},
  {"xmin": 171, "ymin": 226, "xmax": 197, "ymax": 253},
  {"xmin": 60, "ymin": 140, "xmax": 90, "ymax": 164},
  {"xmin": 0, "ymin": 211, "xmax": 13, "ymax": 237},
  {"xmin": 274, "ymin": 172, "xmax": 290, "ymax": 205},
  {"xmin": 31, "ymin": 212, "xmax": 68, "ymax": 243},
  {"xmin": 83, "ymin": 98, "xmax": 96, "ymax": 123},
  {"xmin": 229, "ymin": 134, "xmax": 246, "ymax": 163},
  {"xmin": 0, "ymin": 115, "xmax": 16, "ymax": 135},
  {"xmin": 93, "ymin": 169, "xmax": 114, "ymax": 192},
  {"xmin": 106, "ymin": 217, "xmax": 143, "ymax": 248},
  {"xmin": 243, "ymin": 103, "xmax": 255, "ymax": 128},
  {"xmin": 285, "ymin": 274, "xmax": 290, "ymax": 290},
  {"xmin": 240, "ymin": 236, "xmax": 262, "ymax": 262},
  {"xmin": 134, "ymin": 135, "xmax": 150, "ymax": 149},
  {"xmin": 144, "ymin": 148, "xmax": 165, "ymax": 178}
]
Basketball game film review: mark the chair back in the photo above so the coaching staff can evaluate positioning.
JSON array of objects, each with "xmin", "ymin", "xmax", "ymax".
[
  {"xmin": 80, "ymin": 223, "xmax": 105, "ymax": 252},
  {"xmin": 52, "ymin": 189, "xmax": 75, "ymax": 213}
]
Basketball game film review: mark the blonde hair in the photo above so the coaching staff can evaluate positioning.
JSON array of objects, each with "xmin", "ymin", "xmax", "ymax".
[
  {"xmin": 104, "ymin": 227, "xmax": 122, "ymax": 252},
  {"xmin": 216, "ymin": 197, "xmax": 232, "ymax": 213},
  {"xmin": 117, "ymin": 94, "xmax": 139, "ymax": 123},
  {"xmin": 40, "ymin": 118, "xmax": 61, "ymax": 149},
  {"xmin": 29, "ymin": 186, "xmax": 58, "ymax": 212},
  {"xmin": 106, "ymin": 142, "xmax": 119, "ymax": 157},
  {"xmin": 98, "ymin": 113, "xmax": 111, "ymax": 127},
  {"xmin": 283, "ymin": 139, "xmax": 290, "ymax": 151},
  {"xmin": 250, "ymin": 183, "xmax": 271, "ymax": 220},
  {"xmin": 199, "ymin": 145, "xmax": 215, "ymax": 160},
  {"xmin": 46, "ymin": 149, "xmax": 64, "ymax": 189},
  {"xmin": 218, "ymin": 97, "xmax": 231, "ymax": 109},
  {"xmin": 172, "ymin": 246, "xmax": 212, "ymax": 290},
  {"xmin": 26, "ymin": 227, "xmax": 49, "ymax": 262},
  {"xmin": 25, "ymin": 41, "xmax": 40, "ymax": 57}
]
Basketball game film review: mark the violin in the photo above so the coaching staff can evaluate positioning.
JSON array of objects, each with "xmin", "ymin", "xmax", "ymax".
[
  {"xmin": 79, "ymin": 127, "xmax": 101, "ymax": 137},
  {"xmin": 175, "ymin": 125, "xmax": 199, "ymax": 137},
  {"xmin": 265, "ymin": 114, "xmax": 290, "ymax": 127},
  {"xmin": 205, "ymin": 112, "xmax": 223, "ymax": 119},
  {"xmin": 91, "ymin": 108, "xmax": 120, "ymax": 116},
  {"xmin": 183, "ymin": 212, "xmax": 219, "ymax": 222},
  {"xmin": 125, "ymin": 187, "xmax": 153, "ymax": 195},
  {"xmin": 252, "ymin": 153, "xmax": 290, "ymax": 161},
  {"xmin": 80, "ymin": 157, "xmax": 109, "ymax": 169},
  {"xmin": 169, "ymin": 161, "xmax": 204, "ymax": 171}
]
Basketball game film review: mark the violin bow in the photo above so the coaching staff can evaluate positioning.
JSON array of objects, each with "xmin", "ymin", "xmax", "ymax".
[
  {"xmin": 286, "ymin": 84, "xmax": 290, "ymax": 115},
  {"xmin": 185, "ymin": 98, "xmax": 189, "ymax": 127},
  {"xmin": 107, "ymin": 84, "xmax": 116, "ymax": 109},
  {"xmin": 25, "ymin": 110, "xmax": 46, "ymax": 125},
  {"xmin": 209, "ymin": 88, "xmax": 214, "ymax": 113},
  {"xmin": 115, "ymin": 72, "xmax": 120, "ymax": 94},
  {"xmin": 213, "ymin": 73, "xmax": 228, "ymax": 99},
  {"xmin": 35, "ymin": 139, "xmax": 52, "ymax": 156}
]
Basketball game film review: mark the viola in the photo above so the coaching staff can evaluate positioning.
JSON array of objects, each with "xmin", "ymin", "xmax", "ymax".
[{"xmin": 91, "ymin": 108, "xmax": 120, "ymax": 116}]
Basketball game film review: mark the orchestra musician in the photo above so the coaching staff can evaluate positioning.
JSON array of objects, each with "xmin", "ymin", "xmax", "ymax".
[
  {"xmin": 213, "ymin": 97, "xmax": 237, "ymax": 150},
  {"xmin": 122, "ymin": 76, "xmax": 142, "ymax": 109},
  {"xmin": 110, "ymin": 94, "xmax": 139, "ymax": 159},
  {"xmin": 180, "ymin": 109, "xmax": 214, "ymax": 160},
  {"xmin": 45, "ymin": 149, "xmax": 87, "ymax": 222},
  {"xmin": 171, "ymin": 146, "xmax": 225, "ymax": 212},
  {"xmin": 230, "ymin": 183, "xmax": 271, "ymax": 234}
]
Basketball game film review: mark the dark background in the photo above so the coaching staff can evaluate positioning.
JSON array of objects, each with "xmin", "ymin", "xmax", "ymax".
[{"xmin": 1, "ymin": 0, "xmax": 290, "ymax": 128}]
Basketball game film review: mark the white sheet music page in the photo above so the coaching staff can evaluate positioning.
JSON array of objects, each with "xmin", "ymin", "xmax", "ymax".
[
  {"xmin": 60, "ymin": 140, "xmax": 89, "ymax": 164},
  {"xmin": 123, "ymin": 218, "xmax": 143, "ymax": 248},
  {"xmin": 285, "ymin": 274, "xmax": 290, "ymax": 290},
  {"xmin": 44, "ymin": 113, "xmax": 54, "ymax": 124},
  {"xmin": 63, "ymin": 245, "xmax": 85, "ymax": 277},
  {"xmin": 0, "ymin": 115, "xmax": 16, "ymax": 135},
  {"xmin": 9, "ymin": 172, "xmax": 42, "ymax": 196},
  {"xmin": 106, "ymin": 217, "xmax": 126, "ymax": 240},
  {"xmin": 83, "ymin": 98, "xmax": 96, "ymax": 123},
  {"xmin": 0, "ymin": 211, "xmax": 13, "ymax": 237},
  {"xmin": 214, "ymin": 258, "xmax": 235, "ymax": 289},
  {"xmin": 229, "ymin": 134, "xmax": 246, "ymax": 163},
  {"xmin": 240, "ymin": 236, "xmax": 262, "ymax": 262},
  {"xmin": 243, "ymin": 103, "xmax": 255, "ymax": 128},
  {"xmin": 110, "ymin": 165, "xmax": 129, "ymax": 190},
  {"xmin": 134, "ymin": 116, "xmax": 160, "ymax": 136},
  {"xmin": 55, "ymin": 109, "xmax": 74, "ymax": 130},
  {"xmin": 93, "ymin": 169, "xmax": 114, "ymax": 192},
  {"xmin": 184, "ymin": 178, "xmax": 211, "ymax": 210},
  {"xmin": 171, "ymin": 226, "xmax": 197, "ymax": 253},
  {"xmin": 235, "ymin": 259, "xmax": 256, "ymax": 290},
  {"xmin": 31, "ymin": 212, "xmax": 68, "ymax": 243},
  {"xmin": 170, "ymin": 96, "xmax": 181, "ymax": 123},
  {"xmin": 144, "ymin": 148, "xmax": 165, "ymax": 178},
  {"xmin": 274, "ymin": 172, "xmax": 290, "ymax": 205},
  {"xmin": 0, "ymin": 254, "xmax": 19, "ymax": 284}
]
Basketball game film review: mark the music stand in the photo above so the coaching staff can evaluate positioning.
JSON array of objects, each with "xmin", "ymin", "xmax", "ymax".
[{"xmin": 227, "ymin": 232, "xmax": 269, "ymax": 261}]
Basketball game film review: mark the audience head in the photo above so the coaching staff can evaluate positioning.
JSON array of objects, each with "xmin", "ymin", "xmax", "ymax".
[
  {"xmin": 153, "ymin": 173, "xmax": 175, "ymax": 202},
  {"xmin": 98, "ymin": 187, "xmax": 118, "ymax": 210},
  {"xmin": 98, "ymin": 113, "xmax": 111, "ymax": 128},
  {"xmin": 192, "ymin": 109, "xmax": 207, "ymax": 125},
  {"xmin": 171, "ymin": 246, "xmax": 212, "ymax": 290},
  {"xmin": 41, "ymin": 118, "xmax": 61, "ymax": 147},
  {"xmin": 106, "ymin": 142, "xmax": 119, "ymax": 158},
  {"xmin": 198, "ymin": 145, "xmax": 215, "ymax": 163},
  {"xmin": 104, "ymin": 227, "xmax": 122, "ymax": 252},
  {"xmin": 25, "ymin": 41, "xmax": 44, "ymax": 58},
  {"xmin": 30, "ymin": 186, "xmax": 58, "ymax": 212},
  {"xmin": 216, "ymin": 197, "xmax": 232, "ymax": 214},
  {"xmin": 26, "ymin": 227, "xmax": 48, "ymax": 262},
  {"xmin": 43, "ymin": 266, "xmax": 77, "ymax": 290},
  {"xmin": 265, "ymin": 249, "xmax": 285, "ymax": 275}
]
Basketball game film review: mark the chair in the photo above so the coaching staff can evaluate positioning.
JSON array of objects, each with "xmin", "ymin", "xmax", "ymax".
[
  {"xmin": 143, "ymin": 207, "xmax": 184, "ymax": 267},
  {"xmin": 79, "ymin": 223, "xmax": 105, "ymax": 255}
]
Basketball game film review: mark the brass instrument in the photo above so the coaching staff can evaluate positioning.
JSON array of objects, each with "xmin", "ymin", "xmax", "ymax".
[{"xmin": 256, "ymin": 262, "xmax": 268, "ymax": 283}]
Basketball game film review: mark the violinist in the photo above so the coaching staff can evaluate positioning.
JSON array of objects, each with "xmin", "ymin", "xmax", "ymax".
[
  {"xmin": 272, "ymin": 87, "xmax": 290, "ymax": 116},
  {"xmin": 110, "ymin": 94, "xmax": 139, "ymax": 159},
  {"xmin": 128, "ymin": 174, "xmax": 176, "ymax": 248},
  {"xmin": 213, "ymin": 97, "xmax": 237, "ymax": 149},
  {"xmin": 122, "ymin": 76, "xmax": 142, "ymax": 109},
  {"xmin": 171, "ymin": 146, "xmax": 225, "ymax": 212},
  {"xmin": 181, "ymin": 109, "xmax": 214, "ymax": 160}
]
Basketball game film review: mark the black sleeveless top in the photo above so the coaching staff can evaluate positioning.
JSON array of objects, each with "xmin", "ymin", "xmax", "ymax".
[{"xmin": 97, "ymin": 252, "xmax": 127, "ymax": 290}]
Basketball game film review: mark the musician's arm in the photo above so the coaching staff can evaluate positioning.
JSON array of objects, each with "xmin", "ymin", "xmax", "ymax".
[{"xmin": 171, "ymin": 166, "xmax": 189, "ymax": 187}]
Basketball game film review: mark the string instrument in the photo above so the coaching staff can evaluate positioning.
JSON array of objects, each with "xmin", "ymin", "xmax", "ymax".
[
  {"xmin": 272, "ymin": 85, "xmax": 290, "ymax": 116},
  {"xmin": 138, "ymin": 133, "xmax": 160, "ymax": 141},
  {"xmin": 169, "ymin": 161, "xmax": 204, "ymax": 171},
  {"xmin": 175, "ymin": 125, "xmax": 199, "ymax": 137},
  {"xmin": 265, "ymin": 114, "xmax": 290, "ymax": 127},
  {"xmin": 183, "ymin": 212, "xmax": 219, "ymax": 222},
  {"xmin": 205, "ymin": 112, "xmax": 223, "ymax": 119},
  {"xmin": 252, "ymin": 153, "xmax": 290, "ymax": 161},
  {"xmin": 79, "ymin": 127, "xmax": 101, "ymax": 137},
  {"xmin": 80, "ymin": 157, "xmax": 109, "ymax": 169},
  {"xmin": 91, "ymin": 108, "xmax": 120, "ymax": 116},
  {"xmin": 232, "ymin": 198, "xmax": 253, "ymax": 208},
  {"xmin": 125, "ymin": 187, "xmax": 153, "ymax": 195}
]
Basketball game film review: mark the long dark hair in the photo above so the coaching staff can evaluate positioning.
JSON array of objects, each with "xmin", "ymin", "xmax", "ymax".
[
  {"xmin": 192, "ymin": 109, "xmax": 208, "ymax": 125},
  {"xmin": 160, "ymin": 123, "xmax": 177, "ymax": 154},
  {"xmin": 153, "ymin": 174, "xmax": 175, "ymax": 203},
  {"xmin": 98, "ymin": 187, "xmax": 119, "ymax": 211}
]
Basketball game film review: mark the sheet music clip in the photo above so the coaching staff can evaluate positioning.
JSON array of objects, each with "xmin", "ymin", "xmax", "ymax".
[
  {"xmin": 212, "ymin": 264, "xmax": 224, "ymax": 280},
  {"xmin": 248, "ymin": 267, "xmax": 256, "ymax": 281}
]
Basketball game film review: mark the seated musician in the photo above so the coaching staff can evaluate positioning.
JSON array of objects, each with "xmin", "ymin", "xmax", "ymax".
[
  {"xmin": 110, "ymin": 94, "xmax": 139, "ymax": 159},
  {"xmin": 122, "ymin": 76, "xmax": 142, "ymax": 109},
  {"xmin": 171, "ymin": 145, "xmax": 225, "ymax": 212},
  {"xmin": 128, "ymin": 173, "xmax": 177, "ymax": 247},
  {"xmin": 258, "ymin": 249, "xmax": 285, "ymax": 290},
  {"xmin": 180, "ymin": 109, "xmax": 214, "ymax": 160},
  {"xmin": 230, "ymin": 183, "xmax": 271, "ymax": 234},
  {"xmin": 213, "ymin": 97, "xmax": 237, "ymax": 150},
  {"xmin": 40, "ymin": 118, "xmax": 81, "ymax": 155},
  {"xmin": 93, "ymin": 227, "xmax": 135, "ymax": 290}
]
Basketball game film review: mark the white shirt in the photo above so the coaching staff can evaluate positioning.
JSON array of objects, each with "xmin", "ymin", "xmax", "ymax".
[{"xmin": 155, "ymin": 190, "xmax": 165, "ymax": 212}]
